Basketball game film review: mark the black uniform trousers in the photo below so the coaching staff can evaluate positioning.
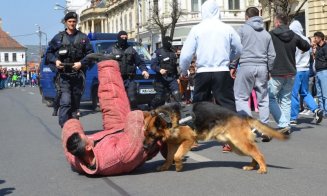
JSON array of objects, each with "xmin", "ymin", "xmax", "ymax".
[
  {"xmin": 193, "ymin": 71, "xmax": 236, "ymax": 112},
  {"xmin": 151, "ymin": 75, "xmax": 179, "ymax": 109},
  {"xmin": 58, "ymin": 72, "xmax": 84, "ymax": 127}
]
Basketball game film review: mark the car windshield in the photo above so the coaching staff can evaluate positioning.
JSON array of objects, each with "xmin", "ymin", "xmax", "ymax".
[{"xmin": 94, "ymin": 42, "xmax": 151, "ymax": 62}]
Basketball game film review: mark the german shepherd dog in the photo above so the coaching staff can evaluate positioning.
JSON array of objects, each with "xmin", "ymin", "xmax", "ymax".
[{"xmin": 143, "ymin": 102, "xmax": 289, "ymax": 174}]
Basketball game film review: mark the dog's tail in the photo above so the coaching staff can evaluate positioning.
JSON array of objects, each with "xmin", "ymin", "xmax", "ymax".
[{"xmin": 247, "ymin": 118, "xmax": 289, "ymax": 140}]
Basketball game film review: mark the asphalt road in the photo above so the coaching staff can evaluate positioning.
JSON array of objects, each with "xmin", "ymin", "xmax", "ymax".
[{"xmin": 1, "ymin": 87, "xmax": 327, "ymax": 196}]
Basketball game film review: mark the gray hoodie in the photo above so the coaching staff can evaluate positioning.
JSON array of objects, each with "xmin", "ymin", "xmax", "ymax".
[{"xmin": 238, "ymin": 16, "xmax": 276, "ymax": 71}]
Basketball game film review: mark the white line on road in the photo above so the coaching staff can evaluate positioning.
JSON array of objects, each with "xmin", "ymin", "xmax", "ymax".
[
  {"xmin": 187, "ymin": 151, "xmax": 212, "ymax": 162},
  {"xmin": 29, "ymin": 92, "xmax": 35, "ymax": 95}
]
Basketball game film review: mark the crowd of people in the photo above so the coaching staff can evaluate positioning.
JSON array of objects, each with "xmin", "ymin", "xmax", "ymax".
[
  {"xmin": 45, "ymin": 0, "xmax": 327, "ymax": 177},
  {"xmin": 0, "ymin": 67, "xmax": 38, "ymax": 89}
]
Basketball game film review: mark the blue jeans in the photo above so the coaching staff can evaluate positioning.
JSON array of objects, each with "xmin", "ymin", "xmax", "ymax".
[
  {"xmin": 315, "ymin": 70, "xmax": 327, "ymax": 115},
  {"xmin": 269, "ymin": 76, "xmax": 294, "ymax": 128},
  {"xmin": 291, "ymin": 71, "xmax": 318, "ymax": 120},
  {"xmin": 21, "ymin": 76, "xmax": 27, "ymax": 87}
]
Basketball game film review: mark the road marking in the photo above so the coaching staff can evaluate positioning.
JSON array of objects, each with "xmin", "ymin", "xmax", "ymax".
[
  {"xmin": 187, "ymin": 151, "xmax": 212, "ymax": 162},
  {"xmin": 29, "ymin": 92, "xmax": 35, "ymax": 95}
]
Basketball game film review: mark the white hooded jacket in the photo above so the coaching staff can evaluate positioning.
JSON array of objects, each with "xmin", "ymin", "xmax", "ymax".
[
  {"xmin": 179, "ymin": 0, "xmax": 242, "ymax": 76},
  {"xmin": 289, "ymin": 20, "xmax": 310, "ymax": 71}
]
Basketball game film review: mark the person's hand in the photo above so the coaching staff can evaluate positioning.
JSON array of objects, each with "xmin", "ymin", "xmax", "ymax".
[
  {"xmin": 142, "ymin": 71, "xmax": 149, "ymax": 79},
  {"xmin": 55, "ymin": 60, "xmax": 64, "ymax": 69},
  {"xmin": 230, "ymin": 69, "xmax": 236, "ymax": 79},
  {"xmin": 73, "ymin": 62, "xmax": 82, "ymax": 71},
  {"xmin": 159, "ymin": 69, "xmax": 167, "ymax": 75}
]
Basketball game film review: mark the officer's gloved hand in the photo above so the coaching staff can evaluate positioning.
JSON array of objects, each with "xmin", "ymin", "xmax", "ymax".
[
  {"xmin": 142, "ymin": 71, "xmax": 149, "ymax": 79},
  {"xmin": 56, "ymin": 60, "xmax": 64, "ymax": 70}
]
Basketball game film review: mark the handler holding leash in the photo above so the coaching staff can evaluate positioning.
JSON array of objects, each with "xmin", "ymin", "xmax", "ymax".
[
  {"xmin": 47, "ymin": 12, "xmax": 93, "ymax": 127},
  {"xmin": 61, "ymin": 59, "xmax": 162, "ymax": 176}
]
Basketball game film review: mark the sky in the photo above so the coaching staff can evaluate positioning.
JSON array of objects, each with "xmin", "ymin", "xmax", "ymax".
[{"xmin": 0, "ymin": 0, "xmax": 67, "ymax": 46}]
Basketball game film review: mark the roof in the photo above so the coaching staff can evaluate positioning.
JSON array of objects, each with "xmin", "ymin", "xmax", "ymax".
[{"xmin": 0, "ymin": 28, "xmax": 26, "ymax": 49}]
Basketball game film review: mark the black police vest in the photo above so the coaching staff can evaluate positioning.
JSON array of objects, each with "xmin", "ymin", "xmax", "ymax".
[
  {"xmin": 58, "ymin": 31, "xmax": 85, "ymax": 64},
  {"xmin": 157, "ymin": 48, "xmax": 177, "ymax": 75},
  {"xmin": 111, "ymin": 45, "xmax": 135, "ymax": 76}
]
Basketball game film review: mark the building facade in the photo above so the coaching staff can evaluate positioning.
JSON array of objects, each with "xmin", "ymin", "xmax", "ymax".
[
  {"xmin": 76, "ymin": 0, "xmax": 261, "ymax": 52},
  {"xmin": 0, "ymin": 18, "xmax": 27, "ymax": 70}
]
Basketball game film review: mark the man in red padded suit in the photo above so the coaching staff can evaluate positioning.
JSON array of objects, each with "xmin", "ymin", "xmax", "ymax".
[{"xmin": 61, "ymin": 60, "xmax": 161, "ymax": 176}]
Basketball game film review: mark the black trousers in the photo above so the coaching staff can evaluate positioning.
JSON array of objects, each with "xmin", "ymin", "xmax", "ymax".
[
  {"xmin": 193, "ymin": 71, "xmax": 236, "ymax": 112},
  {"xmin": 58, "ymin": 72, "xmax": 84, "ymax": 127}
]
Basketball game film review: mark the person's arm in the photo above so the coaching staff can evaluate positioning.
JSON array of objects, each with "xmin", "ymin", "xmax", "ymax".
[
  {"xmin": 179, "ymin": 28, "xmax": 197, "ymax": 77},
  {"xmin": 267, "ymin": 37, "xmax": 276, "ymax": 72},
  {"xmin": 80, "ymin": 35, "xmax": 94, "ymax": 67},
  {"xmin": 296, "ymin": 34, "xmax": 311, "ymax": 52},
  {"xmin": 150, "ymin": 50, "xmax": 161, "ymax": 73},
  {"xmin": 229, "ymin": 28, "xmax": 243, "ymax": 61},
  {"xmin": 133, "ymin": 48, "xmax": 149, "ymax": 79},
  {"xmin": 46, "ymin": 34, "xmax": 61, "ymax": 65}
]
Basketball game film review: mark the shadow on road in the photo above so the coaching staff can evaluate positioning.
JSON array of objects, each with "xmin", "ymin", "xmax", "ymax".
[
  {"xmin": 133, "ymin": 160, "xmax": 292, "ymax": 174},
  {"xmin": 0, "ymin": 180, "xmax": 15, "ymax": 195}
]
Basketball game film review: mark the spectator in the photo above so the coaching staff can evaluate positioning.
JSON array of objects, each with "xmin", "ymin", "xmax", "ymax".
[
  {"xmin": 268, "ymin": 14, "xmax": 310, "ymax": 135},
  {"xmin": 62, "ymin": 60, "xmax": 161, "ymax": 176},
  {"xmin": 230, "ymin": 7, "xmax": 276, "ymax": 142},
  {"xmin": 289, "ymin": 21, "xmax": 323, "ymax": 125},
  {"xmin": 187, "ymin": 63, "xmax": 196, "ymax": 103},
  {"xmin": 179, "ymin": 0, "xmax": 242, "ymax": 152},
  {"xmin": 313, "ymin": 31, "xmax": 327, "ymax": 118}
]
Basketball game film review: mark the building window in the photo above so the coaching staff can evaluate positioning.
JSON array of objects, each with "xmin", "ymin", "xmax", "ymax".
[
  {"xmin": 228, "ymin": 0, "xmax": 240, "ymax": 10},
  {"xmin": 191, "ymin": 0, "xmax": 199, "ymax": 12},
  {"xmin": 13, "ymin": 53, "xmax": 17, "ymax": 62},
  {"xmin": 5, "ymin": 53, "xmax": 9, "ymax": 62}
]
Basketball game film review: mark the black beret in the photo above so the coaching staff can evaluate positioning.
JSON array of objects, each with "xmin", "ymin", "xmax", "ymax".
[{"xmin": 64, "ymin": 12, "xmax": 78, "ymax": 21}]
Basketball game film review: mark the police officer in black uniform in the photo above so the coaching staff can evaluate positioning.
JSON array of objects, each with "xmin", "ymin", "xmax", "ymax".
[
  {"xmin": 46, "ymin": 12, "xmax": 93, "ymax": 127},
  {"xmin": 150, "ymin": 36, "xmax": 182, "ymax": 109},
  {"xmin": 110, "ymin": 31, "xmax": 149, "ymax": 109}
]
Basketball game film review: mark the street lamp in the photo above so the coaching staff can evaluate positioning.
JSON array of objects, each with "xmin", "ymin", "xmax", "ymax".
[{"xmin": 54, "ymin": 3, "xmax": 69, "ymax": 13}]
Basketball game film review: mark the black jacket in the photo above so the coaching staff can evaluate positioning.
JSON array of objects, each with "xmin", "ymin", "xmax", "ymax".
[
  {"xmin": 314, "ymin": 42, "xmax": 327, "ymax": 72},
  {"xmin": 270, "ymin": 25, "xmax": 311, "ymax": 76}
]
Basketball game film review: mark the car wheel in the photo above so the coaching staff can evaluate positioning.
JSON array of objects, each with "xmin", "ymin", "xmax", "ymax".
[{"xmin": 91, "ymin": 87, "xmax": 100, "ymax": 111}]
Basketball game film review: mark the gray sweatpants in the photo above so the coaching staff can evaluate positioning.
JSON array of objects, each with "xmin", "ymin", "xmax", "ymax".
[{"xmin": 234, "ymin": 65, "xmax": 270, "ymax": 123}]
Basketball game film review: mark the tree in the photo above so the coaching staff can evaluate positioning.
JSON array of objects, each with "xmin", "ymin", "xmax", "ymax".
[
  {"xmin": 151, "ymin": 0, "xmax": 182, "ymax": 41},
  {"xmin": 259, "ymin": 0, "xmax": 307, "ymax": 21}
]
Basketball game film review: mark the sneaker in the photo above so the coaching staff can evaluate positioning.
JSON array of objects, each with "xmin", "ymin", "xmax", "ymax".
[
  {"xmin": 277, "ymin": 127, "xmax": 291, "ymax": 135},
  {"xmin": 299, "ymin": 109, "xmax": 311, "ymax": 116},
  {"xmin": 290, "ymin": 120, "xmax": 297, "ymax": 126},
  {"xmin": 261, "ymin": 134, "xmax": 272, "ymax": 142},
  {"xmin": 222, "ymin": 144, "xmax": 232, "ymax": 153},
  {"xmin": 314, "ymin": 109, "xmax": 324, "ymax": 124}
]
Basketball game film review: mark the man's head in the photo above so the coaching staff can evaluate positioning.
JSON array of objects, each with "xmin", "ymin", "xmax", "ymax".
[
  {"xmin": 314, "ymin": 31, "xmax": 325, "ymax": 46},
  {"xmin": 274, "ymin": 13, "xmax": 288, "ymax": 28},
  {"xmin": 117, "ymin": 30, "xmax": 128, "ymax": 48},
  {"xmin": 64, "ymin": 12, "xmax": 78, "ymax": 31},
  {"xmin": 245, "ymin": 7, "xmax": 259, "ymax": 20},
  {"xmin": 162, "ymin": 36, "xmax": 172, "ymax": 50},
  {"xmin": 66, "ymin": 132, "xmax": 92, "ymax": 159}
]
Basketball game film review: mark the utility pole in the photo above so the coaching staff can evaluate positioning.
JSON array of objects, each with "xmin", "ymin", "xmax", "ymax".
[{"xmin": 35, "ymin": 24, "xmax": 42, "ymax": 62}]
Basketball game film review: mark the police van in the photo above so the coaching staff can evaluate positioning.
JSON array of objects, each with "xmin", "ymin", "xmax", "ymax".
[{"xmin": 39, "ymin": 33, "xmax": 156, "ymax": 110}]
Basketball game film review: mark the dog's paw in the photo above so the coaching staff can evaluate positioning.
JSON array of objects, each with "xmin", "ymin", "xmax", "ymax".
[
  {"xmin": 257, "ymin": 168, "xmax": 267, "ymax": 174},
  {"xmin": 242, "ymin": 165, "xmax": 255, "ymax": 171},
  {"xmin": 175, "ymin": 165, "xmax": 183, "ymax": 172}
]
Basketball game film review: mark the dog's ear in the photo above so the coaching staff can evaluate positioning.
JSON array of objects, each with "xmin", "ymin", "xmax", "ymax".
[{"xmin": 143, "ymin": 111, "xmax": 151, "ymax": 119}]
